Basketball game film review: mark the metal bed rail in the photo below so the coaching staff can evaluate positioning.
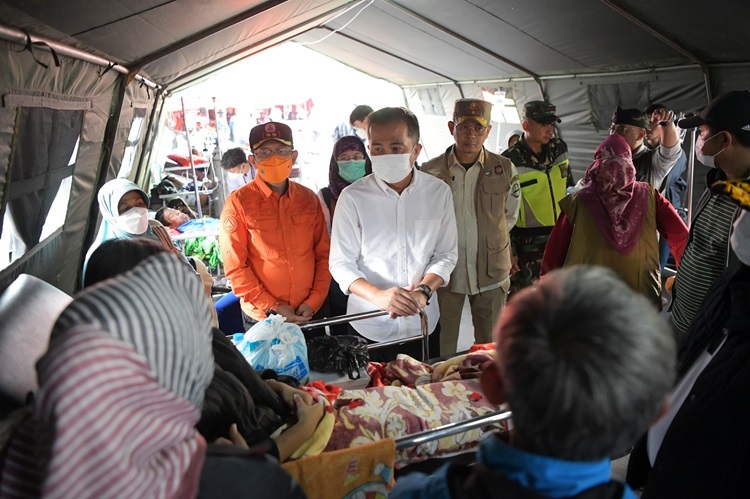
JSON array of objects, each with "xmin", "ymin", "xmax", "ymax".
[
  {"xmin": 298, "ymin": 309, "xmax": 430, "ymax": 362},
  {"xmin": 394, "ymin": 408, "xmax": 512, "ymax": 450}
]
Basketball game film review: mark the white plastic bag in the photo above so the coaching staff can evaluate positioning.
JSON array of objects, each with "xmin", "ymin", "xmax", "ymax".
[{"xmin": 237, "ymin": 314, "xmax": 309, "ymax": 383}]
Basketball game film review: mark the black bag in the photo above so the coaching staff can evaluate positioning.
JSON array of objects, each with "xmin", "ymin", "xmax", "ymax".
[{"xmin": 306, "ymin": 335, "xmax": 369, "ymax": 380}]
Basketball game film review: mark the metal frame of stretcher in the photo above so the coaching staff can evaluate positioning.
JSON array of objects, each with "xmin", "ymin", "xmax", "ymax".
[
  {"xmin": 299, "ymin": 310, "xmax": 512, "ymax": 452},
  {"xmin": 394, "ymin": 408, "xmax": 512, "ymax": 450},
  {"xmin": 298, "ymin": 309, "xmax": 430, "ymax": 362}
]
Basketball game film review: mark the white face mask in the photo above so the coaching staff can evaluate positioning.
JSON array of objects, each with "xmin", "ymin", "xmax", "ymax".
[
  {"xmin": 370, "ymin": 153, "xmax": 413, "ymax": 184},
  {"xmin": 116, "ymin": 206, "xmax": 149, "ymax": 234},
  {"xmin": 731, "ymin": 210, "xmax": 750, "ymax": 266},
  {"xmin": 695, "ymin": 132, "xmax": 725, "ymax": 168}
]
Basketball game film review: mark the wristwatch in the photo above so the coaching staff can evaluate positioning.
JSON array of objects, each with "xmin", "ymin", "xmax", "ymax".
[
  {"xmin": 265, "ymin": 301, "xmax": 280, "ymax": 317},
  {"xmin": 416, "ymin": 284, "xmax": 433, "ymax": 301}
]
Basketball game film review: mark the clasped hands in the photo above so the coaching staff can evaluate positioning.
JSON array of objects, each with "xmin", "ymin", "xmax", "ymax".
[{"xmin": 373, "ymin": 284, "xmax": 428, "ymax": 319}]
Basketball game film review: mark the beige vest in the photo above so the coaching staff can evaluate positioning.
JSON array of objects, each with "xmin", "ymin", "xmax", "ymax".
[
  {"xmin": 559, "ymin": 188, "xmax": 661, "ymax": 307},
  {"xmin": 421, "ymin": 146, "xmax": 513, "ymax": 289}
]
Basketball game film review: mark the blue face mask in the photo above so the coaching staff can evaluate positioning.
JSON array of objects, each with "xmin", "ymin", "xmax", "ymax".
[{"xmin": 337, "ymin": 159, "xmax": 367, "ymax": 183}]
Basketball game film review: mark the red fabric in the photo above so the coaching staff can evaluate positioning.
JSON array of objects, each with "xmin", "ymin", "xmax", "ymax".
[
  {"xmin": 167, "ymin": 153, "xmax": 207, "ymax": 165},
  {"xmin": 468, "ymin": 343, "xmax": 494, "ymax": 353},
  {"xmin": 577, "ymin": 134, "xmax": 650, "ymax": 255},
  {"xmin": 541, "ymin": 214, "xmax": 573, "ymax": 277},
  {"xmin": 654, "ymin": 190, "xmax": 689, "ymax": 266},
  {"xmin": 304, "ymin": 380, "xmax": 344, "ymax": 406}
]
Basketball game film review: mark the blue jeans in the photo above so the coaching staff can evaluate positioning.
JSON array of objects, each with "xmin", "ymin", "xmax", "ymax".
[{"xmin": 659, "ymin": 236, "xmax": 671, "ymax": 275}]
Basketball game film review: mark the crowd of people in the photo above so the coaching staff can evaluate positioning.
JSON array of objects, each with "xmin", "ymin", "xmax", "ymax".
[{"xmin": 1, "ymin": 89, "xmax": 749, "ymax": 497}]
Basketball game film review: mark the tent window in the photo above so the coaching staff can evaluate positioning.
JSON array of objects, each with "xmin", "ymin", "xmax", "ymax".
[
  {"xmin": 417, "ymin": 88, "xmax": 446, "ymax": 116},
  {"xmin": 118, "ymin": 107, "xmax": 148, "ymax": 179},
  {"xmin": 0, "ymin": 107, "xmax": 83, "ymax": 269}
]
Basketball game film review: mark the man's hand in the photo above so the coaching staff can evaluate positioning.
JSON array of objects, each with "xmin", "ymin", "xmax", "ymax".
[
  {"xmin": 665, "ymin": 276, "xmax": 675, "ymax": 295},
  {"xmin": 267, "ymin": 379, "xmax": 313, "ymax": 409},
  {"xmin": 409, "ymin": 289, "xmax": 428, "ymax": 310},
  {"xmin": 650, "ymin": 108, "xmax": 674, "ymax": 126},
  {"xmin": 511, "ymin": 255, "xmax": 521, "ymax": 274},
  {"xmin": 372, "ymin": 287, "xmax": 421, "ymax": 318},
  {"xmin": 296, "ymin": 303, "xmax": 315, "ymax": 319},
  {"xmin": 276, "ymin": 304, "xmax": 311, "ymax": 324}
]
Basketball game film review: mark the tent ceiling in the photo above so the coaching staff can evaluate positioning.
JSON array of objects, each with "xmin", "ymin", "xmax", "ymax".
[{"xmin": 0, "ymin": 0, "xmax": 748, "ymax": 90}]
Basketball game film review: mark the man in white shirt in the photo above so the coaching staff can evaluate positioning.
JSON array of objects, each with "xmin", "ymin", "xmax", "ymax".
[
  {"xmin": 329, "ymin": 107, "xmax": 458, "ymax": 361},
  {"xmin": 220, "ymin": 147, "xmax": 254, "ymax": 193}
]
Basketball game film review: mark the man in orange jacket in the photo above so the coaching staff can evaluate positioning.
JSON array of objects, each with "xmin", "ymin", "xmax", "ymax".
[{"xmin": 219, "ymin": 122, "xmax": 331, "ymax": 333}]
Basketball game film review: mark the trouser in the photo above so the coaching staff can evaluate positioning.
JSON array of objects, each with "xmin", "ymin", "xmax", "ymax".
[
  {"xmin": 509, "ymin": 232, "xmax": 551, "ymax": 296},
  {"xmin": 348, "ymin": 322, "xmax": 441, "ymax": 363},
  {"xmin": 328, "ymin": 277, "xmax": 350, "ymax": 336},
  {"xmin": 437, "ymin": 285, "xmax": 507, "ymax": 356},
  {"xmin": 215, "ymin": 290, "xmax": 243, "ymax": 335}
]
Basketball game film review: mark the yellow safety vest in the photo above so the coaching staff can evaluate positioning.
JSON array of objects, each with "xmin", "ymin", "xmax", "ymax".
[{"xmin": 517, "ymin": 159, "xmax": 570, "ymax": 228}]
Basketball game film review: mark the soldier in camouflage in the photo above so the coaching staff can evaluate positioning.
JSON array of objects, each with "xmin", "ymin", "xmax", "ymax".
[{"xmin": 501, "ymin": 101, "xmax": 574, "ymax": 294}]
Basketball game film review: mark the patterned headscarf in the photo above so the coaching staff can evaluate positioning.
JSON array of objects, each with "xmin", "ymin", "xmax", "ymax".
[
  {"xmin": 1, "ymin": 253, "xmax": 214, "ymax": 498},
  {"xmin": 328, "ymin": 135, "xmax": 372, "ymax": 200},
  {"xmin": 576, "ymin": 134, "xmax": 650, "ymax": 255}
]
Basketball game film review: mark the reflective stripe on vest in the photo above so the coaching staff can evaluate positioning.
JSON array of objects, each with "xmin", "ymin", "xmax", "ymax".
[{"xmin": 517, "ymin": 159, "xmax": 570, "ymax": 228}]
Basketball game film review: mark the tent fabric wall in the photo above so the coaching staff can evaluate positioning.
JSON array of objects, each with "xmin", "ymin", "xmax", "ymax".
[
  {"xmin": 0, "ymin": 0, "xmax": 749, "ymax": 294},
  {"xmin": 0, "ymin": 40, "xmax": 121, "ymax": 294}
]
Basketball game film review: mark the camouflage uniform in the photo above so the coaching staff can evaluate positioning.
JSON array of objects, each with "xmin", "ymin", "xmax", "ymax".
[{"xmin": 502, "ymin": 101, "xmax": 574, "ymax": 294}]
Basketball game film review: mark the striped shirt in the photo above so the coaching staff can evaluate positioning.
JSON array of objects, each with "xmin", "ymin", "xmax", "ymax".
[{"xmin": 671, "ymin": 193, "xmax": 737, "ymax": 335}]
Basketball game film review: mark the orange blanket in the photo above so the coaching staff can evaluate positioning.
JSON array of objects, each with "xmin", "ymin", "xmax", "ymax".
[{"xmin": 282, "ymin": 438, "xmax": 395, "ymax": 499}]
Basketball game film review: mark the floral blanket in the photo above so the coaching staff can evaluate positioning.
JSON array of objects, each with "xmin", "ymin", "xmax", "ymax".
[
  {"xmin": 366, "ymin": 350, "xmax": 496, "ymax": 387},
  {"xmin": 324, "ymin": 378, "xmax": 503, "ymax": 466}
]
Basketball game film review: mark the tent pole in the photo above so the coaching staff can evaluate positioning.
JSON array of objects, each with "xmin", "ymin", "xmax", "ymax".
[
  {"xmin": 599, "ymin": 0, "xmax": 711, "ymax": 101},
  {"xmin": 0, "ymin": 22, "xmax": 159, "ymax": 90},
  {"xmin": 381, "ymin": 0, "xmax": 547, "ymax": 100},
  {"xmin": 165, "ymin": 1, "xmax": 363, "ymax": 92},
  {"xmin": 180, "ymin": 97, "xmax": 203, "ymax": 219},
  {"xmin": 685, "ymin": 128, "xmax": 697, "ymax": 229},
  {"xmin": 128, "ymin": 0, "xmax": 288, "ymax": 69},
  {"xmin": 323, "ymin": 28, "xmax": 461, "ymax": 87}
]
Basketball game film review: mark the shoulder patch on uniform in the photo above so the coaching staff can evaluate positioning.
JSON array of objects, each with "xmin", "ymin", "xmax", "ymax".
[
  {"xmin": 222, "ymin": 209, "xmax": 239, "ymax": 233},
  {"xmin": 511, "ymin": 175, "xmax": 521, "ymax": 197}
]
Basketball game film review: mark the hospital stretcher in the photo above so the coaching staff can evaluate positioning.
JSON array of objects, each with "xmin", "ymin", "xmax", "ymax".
[{"xmin": 298, "ymin": 309, "xmax": 511, "ymax": 460}]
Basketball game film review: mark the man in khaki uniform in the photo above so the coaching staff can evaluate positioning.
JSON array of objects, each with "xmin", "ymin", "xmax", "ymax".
[{"xmin": 422, "ymin": 99, "xmax": 520, "ymax": 355}]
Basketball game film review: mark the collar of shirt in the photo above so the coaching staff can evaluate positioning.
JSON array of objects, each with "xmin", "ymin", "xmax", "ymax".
[
  {"xmin": 254, "ymin": 175, "xmax": 294, "ymax": 200},
  {"xmin": 449, "ymin": 145, "xmax": 485, "ymax": 171}
]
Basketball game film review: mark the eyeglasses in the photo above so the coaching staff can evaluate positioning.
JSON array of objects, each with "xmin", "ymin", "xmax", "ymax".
[
  {"xmin": 254, "ymin": 147, "xmax": 293, "ymax": 161},
  {"xmin": 337, "ymin": 153, "xmax": 365, "ymax": 162},
  {"xmin": 455, "ymin": 122, "xmax": 488, "ymax": 135}
]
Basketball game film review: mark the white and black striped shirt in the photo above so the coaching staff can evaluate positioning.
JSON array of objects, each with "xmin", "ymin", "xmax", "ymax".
[{"xmin": 671, "ymin": 193, "xmax": 737, "ymax": 335}]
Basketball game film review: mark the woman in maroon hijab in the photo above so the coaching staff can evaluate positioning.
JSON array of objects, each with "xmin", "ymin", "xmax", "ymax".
[{"xmin": 541, "ymin": 133, "xmax": 688, "ymax": 307}]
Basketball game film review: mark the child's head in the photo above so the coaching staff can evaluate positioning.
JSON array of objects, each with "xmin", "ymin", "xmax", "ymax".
[{"xmin": 481, "ymin": 266, "xmax": 675, "ymax": 460}]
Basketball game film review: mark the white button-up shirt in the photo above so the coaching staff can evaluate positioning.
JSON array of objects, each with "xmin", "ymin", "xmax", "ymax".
[{"xmin": 329, "ymin": 169, "xmax": 458, "ymax": 342}]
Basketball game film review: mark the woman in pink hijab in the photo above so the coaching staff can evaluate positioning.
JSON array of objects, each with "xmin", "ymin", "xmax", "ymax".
[{"xmin": 541, "ymin": 133, "xmax": 688, "ymax": 307}]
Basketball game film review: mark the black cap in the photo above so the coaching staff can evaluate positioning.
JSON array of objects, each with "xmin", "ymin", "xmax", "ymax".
[
  {"xmin": 524, "ymin": 100, "xmax": 561, "ymax": 125},
  {"xmin": 249, "ymin": 122, "xmax": 293, "ymax": 151},
  {"xmin": 612, "ymin": 107, "xmax": 649, "ymax": 130},
  {"xmin": 678, "ymin": 90, "xmax": 750, "ymax": 132}
]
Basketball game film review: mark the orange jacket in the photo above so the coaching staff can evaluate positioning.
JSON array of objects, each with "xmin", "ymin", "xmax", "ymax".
[{"xmin": 219, "ymin": 177, "xmax": 331, "ymax": 320}]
